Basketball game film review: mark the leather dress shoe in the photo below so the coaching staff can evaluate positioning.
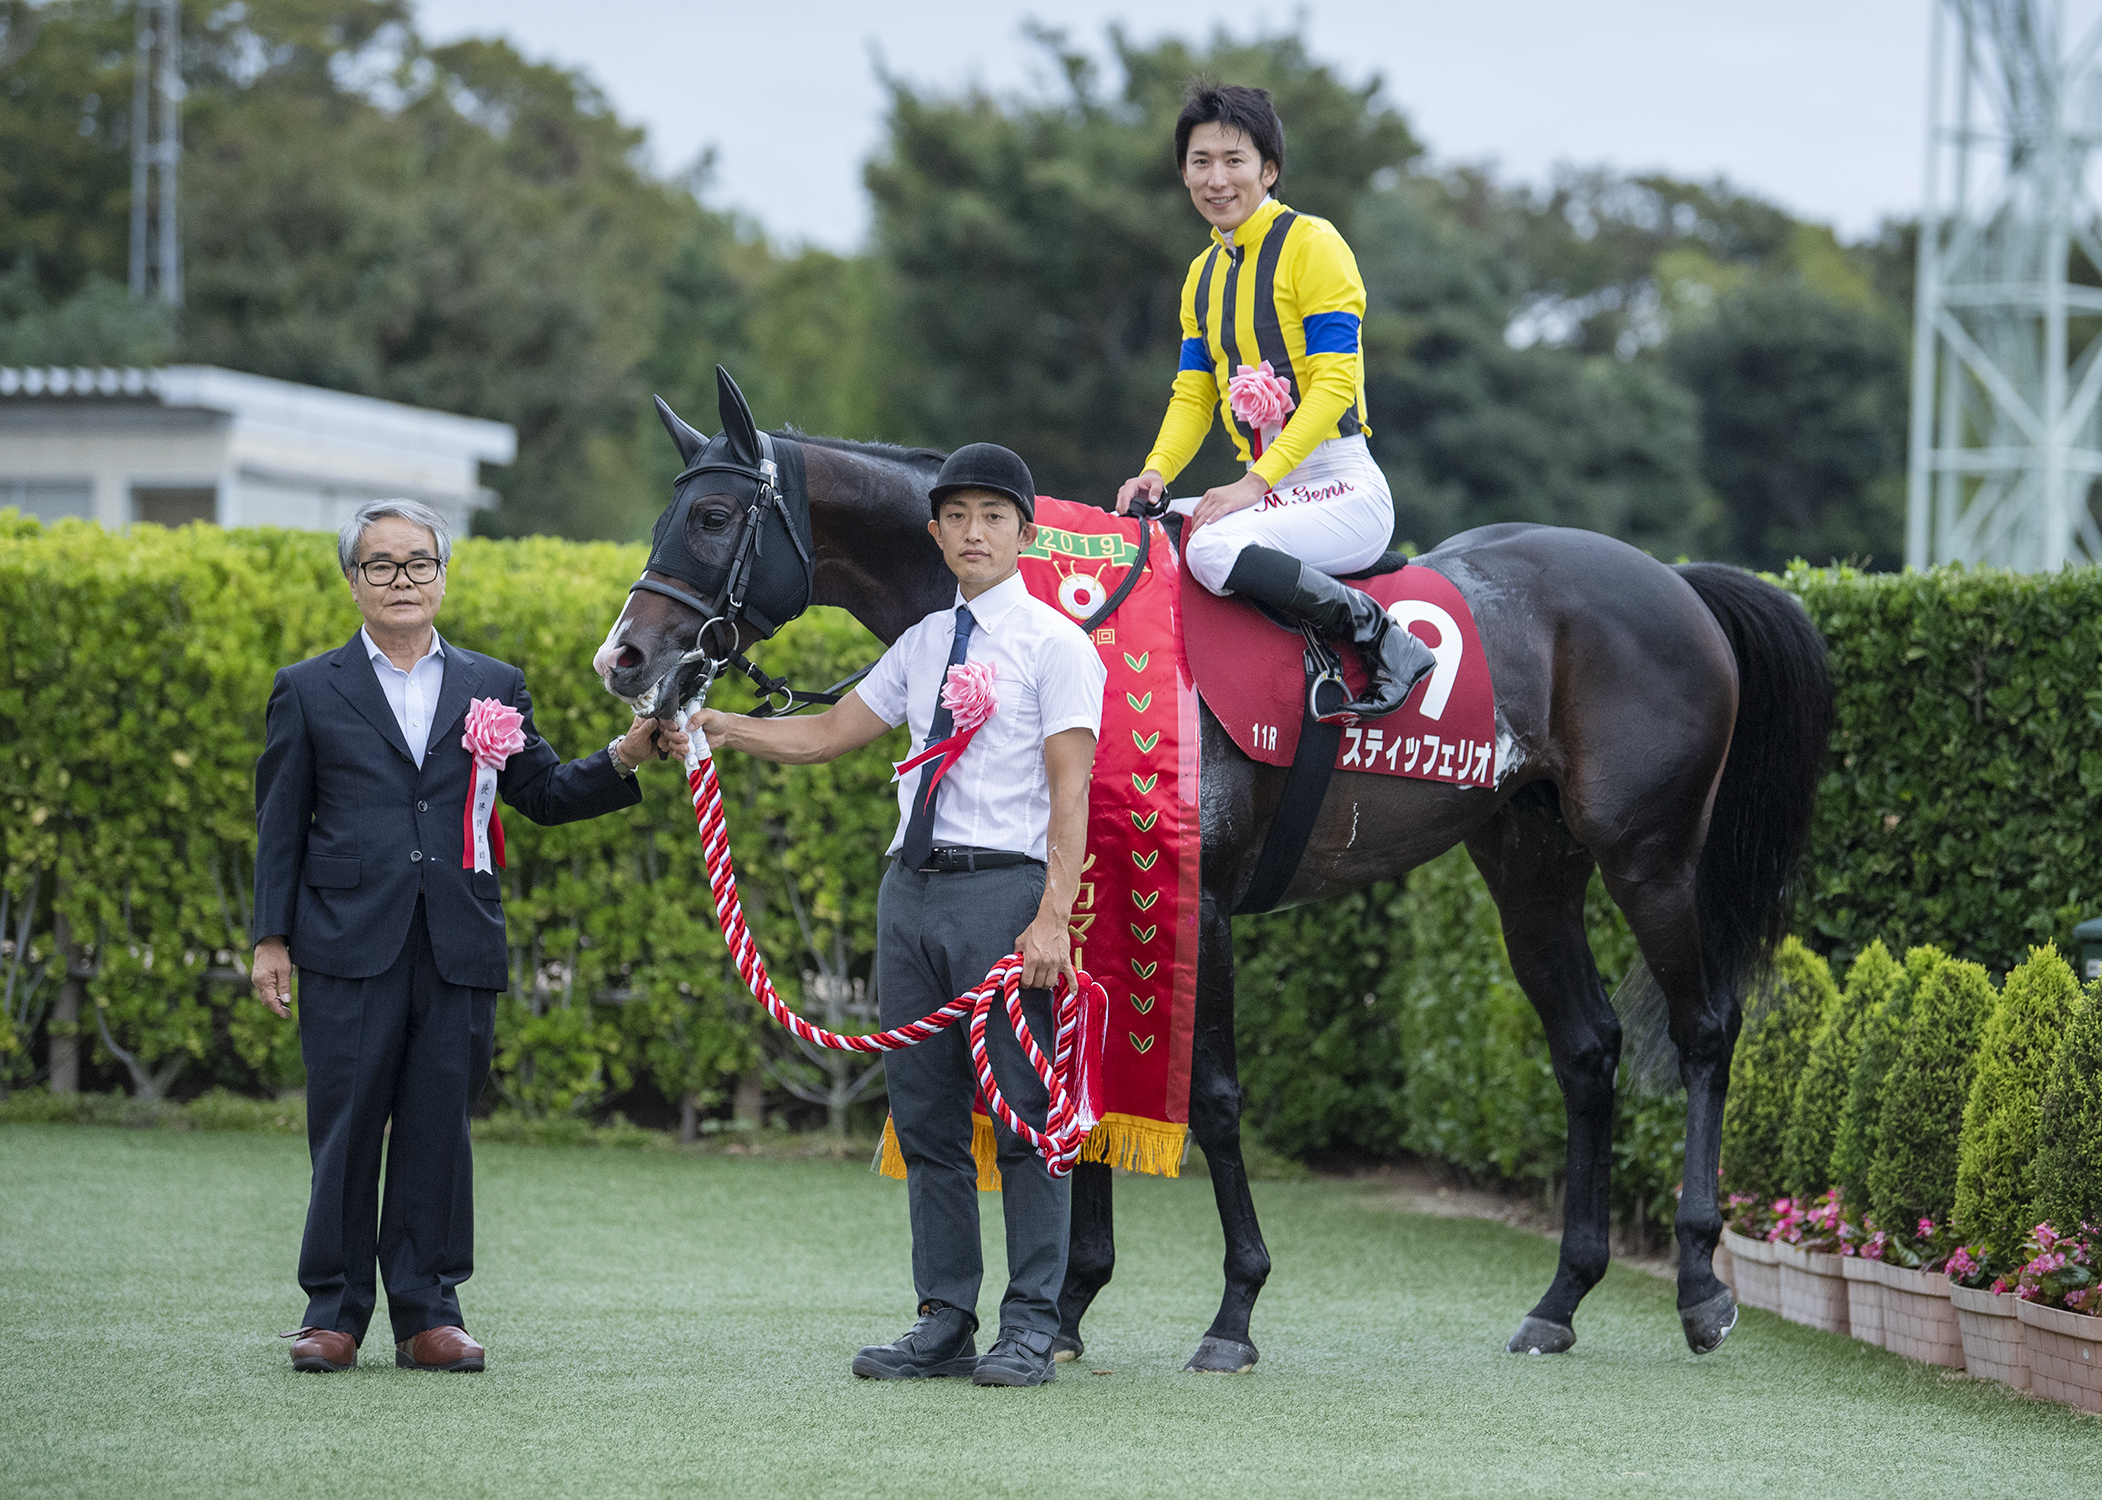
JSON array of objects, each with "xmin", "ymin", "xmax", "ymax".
[
  {"xmin": 852, "ymin": 1300, "xmax": 978, "ymax": 1379},
  {"xmin": 973, "ymin": 1330, "xmax": 1057, "ymax": 1387},
  {"xmin": 285, "ymin": 1327, "xmax": 357, "ymax": 1373},
  {"xmin": 396, "ymin": 1325, "xmax": 485, "ymax": 1372}
]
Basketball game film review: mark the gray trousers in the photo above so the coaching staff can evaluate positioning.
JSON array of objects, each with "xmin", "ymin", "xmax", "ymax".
[{"xmin": 877, "ymin": 859, "xmax": 1069, "ymax": 1347}]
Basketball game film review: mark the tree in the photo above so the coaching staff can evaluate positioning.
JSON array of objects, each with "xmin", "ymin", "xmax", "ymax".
[
  {"xmin": 1867, "ymin": 956, "xmax": 1996, "ymax": 1235},
  {"xmin": 1669, "ymin": 277, "xmax": 1907, "ymax": 571},
  {"xmin": 1955, "ymin": 945, "xmax": 2083, "ymax": 1265},
  {"xmin": 2033, "ymin": 982, "xmax": 2102, "ymax": 1233},
  {"xmin": 1719, "ymin": 937, "xmax": 1837, "ymax": 1203},
  {"xmin": 1782, "ymin": 938, "xmax": 1893, "ymax": 1199},
  {"xmin": 1832, "ymin": 944, "xmax": 1941, "ymax": 1210}
]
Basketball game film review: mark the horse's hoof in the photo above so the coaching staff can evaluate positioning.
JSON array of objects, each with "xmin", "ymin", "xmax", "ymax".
[
  {"xmin": 1505, "ymin": 1317, "xmax": 1576, "ymax": 1355},
  {"xmin": 1051, "ymin": 1335, "xmax": 1083, "ymax": 1364},
  {"xmin": 1183, "ymin": 1336, "xmax": 1258, "ymax": 1373},
  {"xmin": 1681, "ymin": 1288, "xmax": 1738, "ymax": 1355}
]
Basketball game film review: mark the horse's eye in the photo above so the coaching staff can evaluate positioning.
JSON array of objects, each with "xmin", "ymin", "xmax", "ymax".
[{"xmin": 700, "ymin": 508, "xmax": 731, "ymax": 531}]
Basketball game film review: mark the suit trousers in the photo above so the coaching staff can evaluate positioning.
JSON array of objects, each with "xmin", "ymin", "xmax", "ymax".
[
  {"xmin": 877, "ymin": 860, "xmax": 1069, "ymax": 1348},
  {"xmin": 296, "ymin": 896, "xmax": 497, "ymax": 1345}
]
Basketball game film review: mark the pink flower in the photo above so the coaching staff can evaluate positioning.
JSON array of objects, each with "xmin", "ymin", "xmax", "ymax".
[
  {"xmin": 941, "ymin": 659, "xmax": 999, "ymax": 734},
  {"xmin": 1991, "ymin": 1279, "xmax": 2009, "ymax": 1294},
  {"xmin": 1917, "ymin": 1218, "xmax": 1936, "ymax": 1239},
  {"xmin": 1945, "ymin": 1246, "xmax": 1978, "ymax": 1281},
  {"xmin": 1228, "ymin": 361, "xmax": 1296, "ymax": 432},
  {"xmin": 2034, "ymin": 1222, "xmax": 2060, "ymax": 1252},
  {"xmin": 461, "ymin": 697, "xmax": 526, "ymax": 770}
]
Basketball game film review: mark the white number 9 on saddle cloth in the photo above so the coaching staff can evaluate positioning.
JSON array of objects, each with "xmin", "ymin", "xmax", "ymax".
[{"xmin": 1384, "ymin": 600, "xmax": 1463, "ymax": 721}]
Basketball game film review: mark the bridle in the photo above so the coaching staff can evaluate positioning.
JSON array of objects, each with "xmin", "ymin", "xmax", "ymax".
[{"xmin": 628, "ymin": 431, "xmax": 868, "ymax": 721}]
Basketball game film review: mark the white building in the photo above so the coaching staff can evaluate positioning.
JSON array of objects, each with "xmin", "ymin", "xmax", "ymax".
[{"xmin": 0, "ymin": 364, "xmax": 515, "ymax": 537}]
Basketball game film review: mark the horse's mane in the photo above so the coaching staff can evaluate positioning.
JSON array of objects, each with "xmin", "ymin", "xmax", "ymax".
[{"xmin": 776, "ymin": 429, "xmax": 947, "ymax": 472}]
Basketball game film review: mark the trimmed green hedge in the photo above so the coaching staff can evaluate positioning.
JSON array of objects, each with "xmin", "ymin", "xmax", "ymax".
[
  {"xmin": 1790, "ymin": 563, "xmax": 2102, "ymax": 966},
  {"xmin": 1720, "ymin": 938, "xmax": 1837, "ymax": 1204},
  {"xmin": 12, "ymin": 524, "xmax": 2102, "ymax": 1234}
]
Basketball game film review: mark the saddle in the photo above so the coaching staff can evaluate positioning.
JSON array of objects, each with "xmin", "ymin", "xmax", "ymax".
[{"xmin": 1170, "ymin": 521, "xmax": 1500, "ymax": 914}]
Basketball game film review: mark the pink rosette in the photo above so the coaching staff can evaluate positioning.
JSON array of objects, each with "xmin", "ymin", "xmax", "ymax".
[
  {"xmin": 461, "ymin": 697, "xmax": 526, "ymax": 770},
  {"xmin": 942, "ymin": 659, "xmax": 999, "ymax": 734},
  {"xmin": 1228, "ymin": 360, "xmax": 1296, "ymax": 434},
  {"xmin": 892, "ymin": 660, "xmax": 1001, "ymax": 803}
]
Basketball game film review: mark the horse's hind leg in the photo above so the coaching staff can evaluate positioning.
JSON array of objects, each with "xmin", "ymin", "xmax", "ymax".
[
  {"xmin": 1466, "ymin": 785, "xmax": 1622, "ymax": 1354},
  {"xmin": 1054, "ymin": 1161, "xmax": 1114, "ymax": 1361},
  {"xmin": 1596, "ymin": 866, "xmax": 1739, "ymax": 1354},
  {"xmin": 1184, "ymin": 892, "xmax": 1270, "ymax": 1373}
]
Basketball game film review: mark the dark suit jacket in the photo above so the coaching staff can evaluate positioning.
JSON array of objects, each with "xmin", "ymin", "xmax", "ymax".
[{"xmin": 253, "ymin": 630, "xmax": 641, "ymax": 989}]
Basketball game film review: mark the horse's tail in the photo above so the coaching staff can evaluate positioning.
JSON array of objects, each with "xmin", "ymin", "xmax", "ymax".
[{"xmin": 1618, "ymin": 565, "xmax": 1833, "ymax": 1090}]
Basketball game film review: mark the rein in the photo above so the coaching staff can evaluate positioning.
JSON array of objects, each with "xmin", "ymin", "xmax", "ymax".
[{"xmin": 678, "ymin": 667, "xmax": 1105, "ymax": 1176}]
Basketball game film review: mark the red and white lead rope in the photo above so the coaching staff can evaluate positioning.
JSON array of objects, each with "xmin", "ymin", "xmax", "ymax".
[{"xmin": 683, "ymin": 719, "xmax": 1103, "ymax": 1176}]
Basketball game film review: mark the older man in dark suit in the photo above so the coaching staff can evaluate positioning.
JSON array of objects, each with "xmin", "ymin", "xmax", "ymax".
[{"xmin": 252, "ymin": 499, "xmax": 683, "ymax": 1374}]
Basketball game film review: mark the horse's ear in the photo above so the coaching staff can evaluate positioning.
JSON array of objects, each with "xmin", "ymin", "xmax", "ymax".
[
  {"xmin": 654, "ymin": 396, "xmax": 710, "ymax": 466},
  {"xmin": 716, "ymin": 366, "xmax": 762, "ymax": 466}
]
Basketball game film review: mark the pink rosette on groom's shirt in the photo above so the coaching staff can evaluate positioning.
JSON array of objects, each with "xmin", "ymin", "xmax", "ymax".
[
  {"xmin": 891, "ymin": 659, "xmax": 998, "ymax": 807},
  {"xmin": 1228, "ymin": 359, "xmax": 1296, "ymax": 461},
  {"xmin": 460, "ymin": 697, "xmax": 526, "ymax": 872}
]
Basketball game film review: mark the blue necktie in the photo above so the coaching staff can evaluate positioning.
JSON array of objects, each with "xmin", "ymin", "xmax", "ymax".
[{"xmin": 898, "ymin": 605, "xmax": 975, "ymax": 870}]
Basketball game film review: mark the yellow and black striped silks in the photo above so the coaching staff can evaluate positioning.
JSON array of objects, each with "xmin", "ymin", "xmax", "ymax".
[{"xmin": 1142, "ymin": 197, "xmax": 1371, "ymax": 489}]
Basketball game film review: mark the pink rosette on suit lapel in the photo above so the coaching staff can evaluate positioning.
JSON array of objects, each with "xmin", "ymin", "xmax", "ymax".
[
  {"xmin": 891, "ymin": 659, "xmax": 998, "ymax": 807},
  {"xmin": 460, "ymin": 697, "xmax": 526, "ymax": 873}
]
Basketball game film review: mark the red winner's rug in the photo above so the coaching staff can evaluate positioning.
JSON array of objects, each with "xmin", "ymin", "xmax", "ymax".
[{"xmin": 878, "ymin": 497, "xmax": 1199, "ymax": 1189}]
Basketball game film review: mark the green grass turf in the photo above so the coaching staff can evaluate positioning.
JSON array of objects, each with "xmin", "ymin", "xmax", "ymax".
[{"xmin": 1, "ymin": 1125, "xmax": 2092, "ymax": 1497}]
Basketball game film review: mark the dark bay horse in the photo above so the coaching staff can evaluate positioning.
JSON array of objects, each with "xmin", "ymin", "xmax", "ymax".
[{"xmin": 595, "ymin": 369, "xmax": 1832, "ymax": 1370}]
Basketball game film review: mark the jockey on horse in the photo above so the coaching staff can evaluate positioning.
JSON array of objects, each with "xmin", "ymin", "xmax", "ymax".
[{"xmin": 1117, "ymin": 83, "xmax": 1435, "ymax": 720}]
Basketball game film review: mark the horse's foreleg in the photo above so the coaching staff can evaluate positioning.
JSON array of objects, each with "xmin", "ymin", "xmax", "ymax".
[
  {"xmin": 1185, "ymin": 892, "xmax": 1269, "ymax": 1373},
  {"xmin": 1467, "ymin": 794, "xmax": 1620, "ymax": 1355},
  {"xmin": 1054, "ymin": 1161, "xmax": 1114, "ymax": 1361}
]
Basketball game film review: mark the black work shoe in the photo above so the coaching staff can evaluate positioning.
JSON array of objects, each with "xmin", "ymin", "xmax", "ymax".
[
  {"xmin": 852, "ymin": 1300, "xmax": 979, "ymax": 1380},
  {"xmin": 972, "ymin": 1330, "xmax": 1057, "ymax": 1387}
]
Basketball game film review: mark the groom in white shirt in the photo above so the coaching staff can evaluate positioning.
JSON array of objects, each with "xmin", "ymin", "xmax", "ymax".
[{"xmin": 692, "ymin": 443, "xmax": 1104, "ymax": 1387}]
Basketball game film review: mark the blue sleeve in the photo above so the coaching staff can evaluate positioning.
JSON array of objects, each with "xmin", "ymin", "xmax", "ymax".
[
  {"xmin": 1177, "ymin": 337, "xmax": 1215, "ymax": 373},
  {"xmin": 1300, "ymin": 310, "xmax": 1360, "ymax": 356}
]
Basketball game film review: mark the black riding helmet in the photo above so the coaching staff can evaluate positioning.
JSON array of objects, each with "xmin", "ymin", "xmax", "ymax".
[{"xmin": 929, "ymin": 443, "xmax": 1036, "ymax": 523}]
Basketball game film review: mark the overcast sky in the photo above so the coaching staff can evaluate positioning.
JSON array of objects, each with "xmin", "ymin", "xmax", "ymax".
[{"xmin": 414, "ymin": 0, "xmax": 1934, "ymax": 249}]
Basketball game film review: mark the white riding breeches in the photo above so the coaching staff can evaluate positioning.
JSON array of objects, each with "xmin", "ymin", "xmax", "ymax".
[{"xmin": 1173, "ymin": 435, "xmax": 1395, "ymax": 595}]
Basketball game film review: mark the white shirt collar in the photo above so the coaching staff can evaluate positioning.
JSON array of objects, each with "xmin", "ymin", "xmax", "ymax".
[
  {"xmin": 361, "ymin": 624, "xmax": 445, "ymax": 668},
  {"xmin": 953, "ymin": 569, "xmax": 1031, "ymax": 631}
]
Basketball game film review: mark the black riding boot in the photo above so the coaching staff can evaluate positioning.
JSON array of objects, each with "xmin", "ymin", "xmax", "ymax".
[{"xmin": 1222, "ymin": 545, "xmax": 1436, "ymax": 719}]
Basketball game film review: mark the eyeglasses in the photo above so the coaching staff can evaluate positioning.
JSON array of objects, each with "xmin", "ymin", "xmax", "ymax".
[{"xmin": 357, "ymin": 556, "xmax": 442, "ymax": 586}]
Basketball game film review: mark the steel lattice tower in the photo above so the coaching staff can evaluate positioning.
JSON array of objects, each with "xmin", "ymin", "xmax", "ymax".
[
  {"xmin": 1908, "ymin": 0, "xmax": 2102, "ymax": 569},
  {"xmin": 127, "ymin": 0, "xmax": 181, "ymax": 309}
]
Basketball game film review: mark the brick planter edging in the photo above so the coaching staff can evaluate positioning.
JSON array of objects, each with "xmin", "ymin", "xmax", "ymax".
[
  {"xmin": 1771, "ymin": 1240, "xmax": 1851, "ymax": 1335},
  {"xmin": 2014, "ymin": 1297, "xmax": 2102, "ymax": 1414},
  {"xmin": 1860, "ymin": 1258, "xmax": 1964, "ymax": 1369},
  {"xmin": 1840, "ymin": 1256, "xmax": 1886, "ymax": 1348},
  {"xmin": 1950, "ymin": 1285, "xmax": 2028, "ymax": 1390},
  {"xmin": 1720, "ymin": 1228, "xmax": 1780, "ymax": 1315}
]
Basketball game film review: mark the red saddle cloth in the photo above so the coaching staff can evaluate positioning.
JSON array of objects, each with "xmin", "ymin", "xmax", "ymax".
[{"xmin": 1179, "ymin": 555, "xmax": 1500, "ymax": 786}]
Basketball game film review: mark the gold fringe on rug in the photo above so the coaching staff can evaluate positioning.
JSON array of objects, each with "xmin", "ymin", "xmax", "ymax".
[
  {"xmin": 1078, "ymin": 1113, "xmax": 1186, "ymax": 1178},
  {"xmin": 877, "ymin": 1112, "xmax": 1186, "ymax": 1190}
]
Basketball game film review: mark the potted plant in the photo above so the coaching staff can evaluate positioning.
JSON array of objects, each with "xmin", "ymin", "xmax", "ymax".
[
  {"xmin": 1852, "ymin": 1216, "xmax": 1966, "ymax": 1368},
  {"xmin": 1943, "ymin": 945, "xmax": 2082, "ymax": 1385},
  {"xmin": 1719, "ymin": 940, "xmax": 1836, "ymax": 1322},
  {"xmin": 2010, "ymin": 1223, "xmax": 2100, "ymax": 1412},
  {"xmin": 1767, "ymin": 1190, "xmax": 1851, "ymax": 1335},
  {"xmin": 1784, "ymin": 941, "xmax": 1895, "ymax": 1201},
  {"xmin": 1831, "ymin": 945, "xmax": 1942, "ymax": 1212},
  {"xmin": 1946, "ymin": 1243, "xmax": 2026, "ymax": 1389},
  {"xmin": 1720, "ymin": 1192, "xmax": 1782, "ymax": 1315},
  {"xmin": 2014, "ymin": 984, "xmax": 2102, "ymax": 1410}
]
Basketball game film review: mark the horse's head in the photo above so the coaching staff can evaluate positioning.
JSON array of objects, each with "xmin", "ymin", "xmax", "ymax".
[{"xmin": 594, "ymin": 366, "xmax": 816, "ymax": 713}]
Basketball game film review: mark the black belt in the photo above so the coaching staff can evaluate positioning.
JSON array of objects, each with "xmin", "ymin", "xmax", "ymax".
[{"xmin": 913, "ymin": 846, "xmax": 1043, "ymax": 874}]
